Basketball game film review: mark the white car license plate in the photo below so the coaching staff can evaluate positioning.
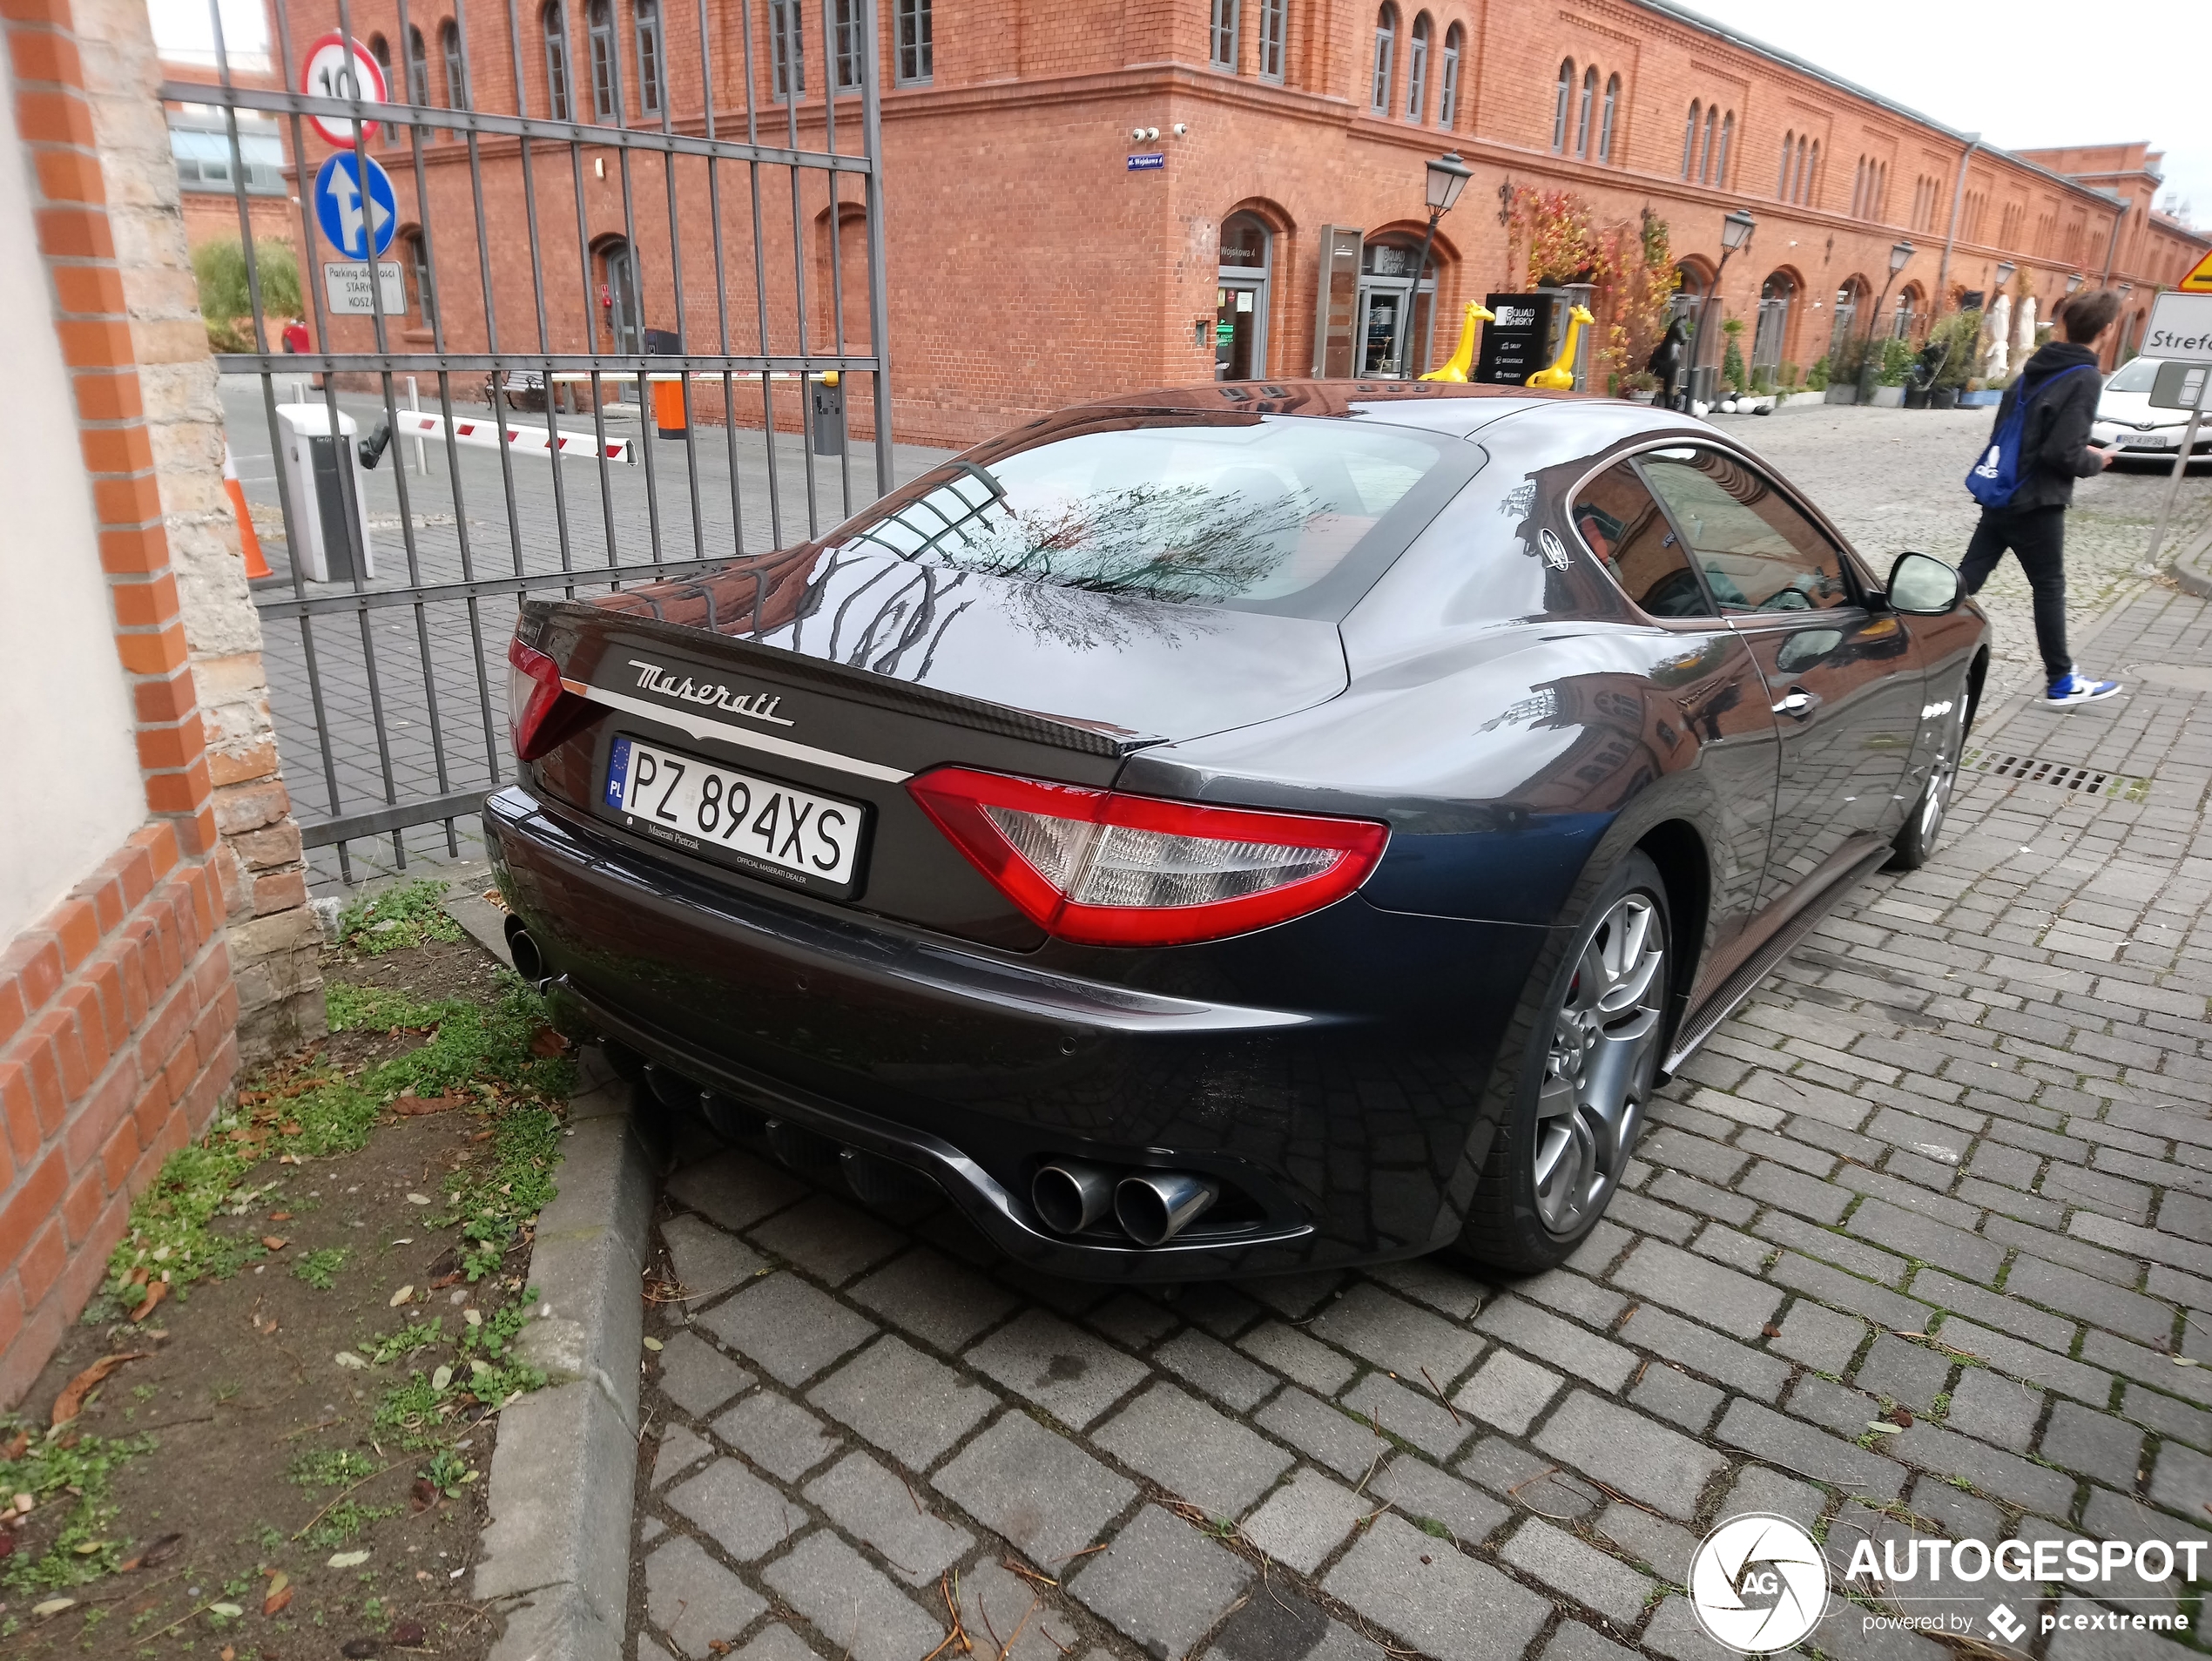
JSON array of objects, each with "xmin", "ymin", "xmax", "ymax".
[
  {"xmin": 2128, "ymin": 433, "xmax": 2176, "ymax": 449},
  {"xmin": 604, "ymin": 735, "xmax": 865, "ymax": 889}
]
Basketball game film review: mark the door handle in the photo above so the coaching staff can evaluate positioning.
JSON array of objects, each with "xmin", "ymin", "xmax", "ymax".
[{"xmin": 1773, "ymin": 689, "xmax": 1817, "ymax": 718}]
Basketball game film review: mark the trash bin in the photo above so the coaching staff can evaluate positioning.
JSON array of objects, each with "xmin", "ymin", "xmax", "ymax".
[
  {"xmin": 273, "ymin": 402, "xmax": 374, "ymax": 583},
  {"xmin": 644, "ymin": 327, "xmax": 686, "ymax": 440},
  {"xmin": 809, "ymin": 373, "xmax": 846, "ymax": 456}
]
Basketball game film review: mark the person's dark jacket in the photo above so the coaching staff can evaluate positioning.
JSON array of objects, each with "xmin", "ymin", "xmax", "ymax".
[{"xmin": 1985, "ymin": 340, "xmax": 2105, "ymax": 510}]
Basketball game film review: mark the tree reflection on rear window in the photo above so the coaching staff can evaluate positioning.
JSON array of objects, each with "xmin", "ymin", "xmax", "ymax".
[{"xmin": 824, "ymin": 415, "xmax": 1454, "ymax": 614}]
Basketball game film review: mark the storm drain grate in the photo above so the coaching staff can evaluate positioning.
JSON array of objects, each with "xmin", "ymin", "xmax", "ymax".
[{"xmin": 1963, "ymin": 748, "xmax": 2151, "ymax": 801}]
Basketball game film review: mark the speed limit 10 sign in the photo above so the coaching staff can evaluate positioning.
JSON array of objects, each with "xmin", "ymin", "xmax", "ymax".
[{"xmin": 299, "ymin": 32, "xmax": 388, "ymax": 147}]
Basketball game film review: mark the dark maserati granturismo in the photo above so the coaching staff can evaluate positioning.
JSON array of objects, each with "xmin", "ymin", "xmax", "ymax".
[{"xmin": 489, "ymin": 381, "xmax": 1987, "ymax": 1278}]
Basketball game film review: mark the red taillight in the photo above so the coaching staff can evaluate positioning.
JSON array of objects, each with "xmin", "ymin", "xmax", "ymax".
[
  {"xmin": 506, "ymin": 637, "xmax": 597, "ymax": 761},
  {"xmin": 907, "ymin": 766, "xmax": 1388, "ymax": 947}
]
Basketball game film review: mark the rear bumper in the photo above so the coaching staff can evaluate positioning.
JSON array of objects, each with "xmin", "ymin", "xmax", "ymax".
[{"xmin": 486, "ymin": 786, "xmax": 1560, "ymax": 1279}]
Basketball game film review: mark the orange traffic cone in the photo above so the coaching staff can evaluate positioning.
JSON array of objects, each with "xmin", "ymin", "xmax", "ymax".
[{"xmin": 224, "ymin": 442, "xmax": 271, "ymax": 579}]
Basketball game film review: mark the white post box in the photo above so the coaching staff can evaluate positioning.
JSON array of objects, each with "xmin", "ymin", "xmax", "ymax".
[{"xmin": 273, "ymin": 403, "xmax": 374, "ymax": 583}]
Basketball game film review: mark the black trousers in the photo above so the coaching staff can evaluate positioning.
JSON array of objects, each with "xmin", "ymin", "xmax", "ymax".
[{"xmin": 1960, "ymin": 504, "xmax": 2071, "ymax": 684}]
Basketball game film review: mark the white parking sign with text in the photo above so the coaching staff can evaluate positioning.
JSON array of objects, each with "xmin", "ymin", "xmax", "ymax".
[{"xmin": 322, "ymin": 261, "xmax": 406, "ymax": 315}]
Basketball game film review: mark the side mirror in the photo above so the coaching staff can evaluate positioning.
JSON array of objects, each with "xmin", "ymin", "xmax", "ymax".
[{"xmin": 1885, "ymin": 551, "xmax": 1962, "ymax": 616}]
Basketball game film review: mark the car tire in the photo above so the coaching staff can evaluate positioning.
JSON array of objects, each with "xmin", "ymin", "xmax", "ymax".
[
  {"xmin": 1452, "ymin": 849, "xmax": 1672, "ymax": 1273},
  {"xmin": 1885, "ymin": 679, "xmax": 1970, "ymax": 873}
]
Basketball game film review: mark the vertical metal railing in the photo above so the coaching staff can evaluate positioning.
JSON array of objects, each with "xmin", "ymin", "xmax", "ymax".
[{"xmin": 168, "ymin": 0, "xmax": 894, "ymax": 881}]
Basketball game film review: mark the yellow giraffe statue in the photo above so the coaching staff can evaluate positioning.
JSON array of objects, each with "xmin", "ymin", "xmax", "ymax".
[
  {"xmin": 1418, "ymin": 300, "xmax": 1495, "ymax": 382},
  {"xmin": 1525, "ymin": 304, "xmax": 1596, "ymax": 389}
]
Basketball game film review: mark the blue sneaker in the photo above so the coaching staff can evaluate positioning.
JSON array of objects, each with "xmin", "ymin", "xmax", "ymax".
[{"xmin": 2046, "ymin": 672, "xmax": 2121, "ymax": 706}]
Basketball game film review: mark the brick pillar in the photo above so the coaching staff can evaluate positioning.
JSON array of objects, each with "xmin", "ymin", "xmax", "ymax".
[{"xmin": 61, "ymin": 0, "xmax": 324, "ymax": 1061}]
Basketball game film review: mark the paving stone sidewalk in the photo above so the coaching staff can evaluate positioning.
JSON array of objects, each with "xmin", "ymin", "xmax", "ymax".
[{"xmin": 615, "ymin": 577, "xmax": 2212, "ymax": 1661}]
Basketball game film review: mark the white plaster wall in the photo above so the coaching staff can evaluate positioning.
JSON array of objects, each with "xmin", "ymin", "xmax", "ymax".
[{"xmin": 0, "ymin": 64, "xmax": 150, "ymax": 944}]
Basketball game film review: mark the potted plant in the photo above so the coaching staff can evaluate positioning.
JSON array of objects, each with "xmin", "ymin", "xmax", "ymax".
[
  {"xmin": 1622, "ymin": 370, "xmax": 1659, "ymax": 404},
  {"xmin": 1721, "ymin": 319, "xmax": 1749, "ymax": 398},
  {"xmin": 1872, "ymin": 337, "xmax": 1912, "ymax": 408},
  {"xmin": 1824, "ymin": 339, "xmax": 1862, "ymax": 403}
]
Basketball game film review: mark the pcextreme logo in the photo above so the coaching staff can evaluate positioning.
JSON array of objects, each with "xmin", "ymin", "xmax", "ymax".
[{"xmin": 1689, "ymin": 1514, "xmax": 1830, "ymax": 1653}]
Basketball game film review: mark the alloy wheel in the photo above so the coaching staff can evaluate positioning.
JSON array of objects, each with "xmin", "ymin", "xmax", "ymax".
[{"xmin": 1531, "ymin": 892, "xmax": 1667, "ymax": 1236}]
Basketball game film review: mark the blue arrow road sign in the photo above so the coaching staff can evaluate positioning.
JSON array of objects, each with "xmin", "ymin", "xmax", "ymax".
[{"xmin": 314, "ymin": 152, "xmax": 396, "ymax": 260}]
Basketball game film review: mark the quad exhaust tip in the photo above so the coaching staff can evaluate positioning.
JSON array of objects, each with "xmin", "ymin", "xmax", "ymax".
[{"xmin": 1114, "ymin": 1171, "xmax": 1219, "ymax": 1247}]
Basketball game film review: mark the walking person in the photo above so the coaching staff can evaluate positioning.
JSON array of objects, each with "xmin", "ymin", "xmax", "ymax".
[{"xmin": 1959, "ymin": 287, "xmax": 2123, "ymax": 706}]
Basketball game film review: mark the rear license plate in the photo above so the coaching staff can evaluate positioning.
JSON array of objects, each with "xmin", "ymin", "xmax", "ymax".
[{"xmin": 604, "ymin": 734, "xmax": 867, "ymax": 895}]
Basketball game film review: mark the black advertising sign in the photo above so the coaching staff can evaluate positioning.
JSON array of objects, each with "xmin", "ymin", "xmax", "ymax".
[{"xmin": 1475, "ymin": 294, "xmax": 1555, "ymax": 386}]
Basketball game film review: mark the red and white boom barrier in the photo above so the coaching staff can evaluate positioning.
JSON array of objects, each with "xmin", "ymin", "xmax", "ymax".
[{"xmin": 396, "ymin": 409, "xmax": 638, "ymax": 464}]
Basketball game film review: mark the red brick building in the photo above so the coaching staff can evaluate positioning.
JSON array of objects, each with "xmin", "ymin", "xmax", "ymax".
[{"xmin": 258, "ymin": 0, "xmax": 2206, "ymax": 446}]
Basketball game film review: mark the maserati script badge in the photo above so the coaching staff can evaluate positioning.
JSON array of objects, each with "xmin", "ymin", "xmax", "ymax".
[{"xmin": 627, "ymin": 658, "xmax": 795, "ymax": 726}]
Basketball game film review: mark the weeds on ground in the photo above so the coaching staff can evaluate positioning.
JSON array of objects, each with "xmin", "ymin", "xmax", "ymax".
[
  {"xmin": 102, "ymin": 974, "xmax": 572, "ymax": 1309},
  {"xmin": 293, "ymin": 1246, "xmax": 348, "ymax": 1290},
  {"xmin": 335, "ymin": 879, "xmax": 462, "ymax": 955},
  {"xmin": 0, "ymin": 1425, "xmax": 157, "ymax": 1593},
  {"xmin": 287, "ymin": 1448, "xmax": 378, "ymax": 1489}
]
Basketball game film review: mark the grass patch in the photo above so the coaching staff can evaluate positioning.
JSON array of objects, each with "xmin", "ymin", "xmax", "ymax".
[
  {"xmin": 293, "ymin": 1246, "xmax": 348, "ymax": 1290},
  {"xmin": 287, "ymin": 1448, "xmax": 378, "ymax": 1489},
  {"xmin": 361, "ymin": 1318, "xmax": 444, "ymax": 1366},
  {"xmin": 0, "ymin": 1428, "xmax": 157, "ymax": 1593},
  {"xmin": 104, "ymin": 975, "xmax": 571, "ymax": 1308},
  {"xmin": 336, "ymin": 879, "xmax": 462, "ymax": 955},
  {"xmin": 301, "ymin": 1500, "xmax": 404, "ymax": 1550}
]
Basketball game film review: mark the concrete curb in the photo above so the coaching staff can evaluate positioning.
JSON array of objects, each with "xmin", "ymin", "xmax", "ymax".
[
  {"xmin": 473, "ymin": 1045, "xmax": 654, "ymax": 1660},
  {"xmin": 2169, "ymin": 514, "xmax": 2212, "ymax": 600}
]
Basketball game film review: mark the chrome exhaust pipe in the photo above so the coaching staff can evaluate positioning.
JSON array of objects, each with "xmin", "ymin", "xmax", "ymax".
[
  {"xmin": 1032, "ymin": 1161, "xmax": 1117, "ymax": 1236},
  {"xmin": 504, "ymin": 918, "xmax": 544, "ymax": 983},
  {"xmin": 1114, "ymin": 1171, "xmax": 1219, "ymax": 1246}
]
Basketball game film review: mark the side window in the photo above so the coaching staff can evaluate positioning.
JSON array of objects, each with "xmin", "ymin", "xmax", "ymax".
[
  {"xmin": 1637, "ymin": 447, "xmax": 1851, "ymax": 612},
  {"xmin": 1571, "ymin": 462, "xmax": 1712, "ymax": 619}
]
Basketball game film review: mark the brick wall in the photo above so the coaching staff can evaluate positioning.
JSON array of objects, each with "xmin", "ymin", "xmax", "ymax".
[{"xmin": 1, "ymin": 0, "xmax": 303, "ymax": 1407}]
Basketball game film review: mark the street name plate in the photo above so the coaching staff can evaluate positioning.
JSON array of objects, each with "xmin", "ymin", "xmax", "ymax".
[
  {"xmin": 2150, "ymin": 360, "xmax": 2211, "ymax": 412},
  {"xmin": 2143, "ymin": 292, "xmax": 2212, "ymax": 363},
  {"xmin": 323, "ymin": 260, "xmax": 405, "ymax": 315}
]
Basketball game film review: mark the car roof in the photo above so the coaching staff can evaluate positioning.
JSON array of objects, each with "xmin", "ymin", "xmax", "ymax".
[{"xmin": 1067, "ymin": 379, "xmax": 1575, "ymax": 437}]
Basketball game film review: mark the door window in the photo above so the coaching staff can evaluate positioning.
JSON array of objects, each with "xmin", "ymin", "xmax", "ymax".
[
  {"xmin": 1637, "ymin": 446, "xmax": 1851, "ymax": 612},
  {"xmin": 1570, "ymin": 462, "xmax": 1711, "ymax": 618}
]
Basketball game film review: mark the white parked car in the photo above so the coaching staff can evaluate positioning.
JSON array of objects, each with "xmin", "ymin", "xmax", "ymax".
[{"xmin": 2090, "ymin": 356, "xmax": 2212, "ymax": 460}]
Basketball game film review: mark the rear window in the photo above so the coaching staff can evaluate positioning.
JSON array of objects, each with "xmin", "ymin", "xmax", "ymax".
[{"xmin": 819, "ymin": 414, "xmax": 1468, "ymax": 618}]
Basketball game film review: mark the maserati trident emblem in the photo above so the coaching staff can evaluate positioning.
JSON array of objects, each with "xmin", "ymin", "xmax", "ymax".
[{"xmin": 627, "ymin": 658, "xmax": 795, "ymax": 727}]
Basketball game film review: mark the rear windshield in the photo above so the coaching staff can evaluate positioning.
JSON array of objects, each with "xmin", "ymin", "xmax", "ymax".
[
  {"xmin": 2105, "ymin": 357, "xmax": 2158, "ymax": 393},
  {"xmin": 818, "ymin": 414, "xmax": 1468, "ymax": 618}
]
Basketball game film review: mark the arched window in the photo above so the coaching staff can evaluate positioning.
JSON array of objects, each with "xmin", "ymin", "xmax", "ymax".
[
  {"xmin": 1209, "ymin": 0, "xmax": 1238, "ymax": 71},
  {"xmin": 1256, "ymin": 0, "xmax": 1285, "ymax": 80},
  {"xmin": 587, "ymin": 0, "xmax": 618, "ymax": 117},
  {"xmin": 1804, "ymin": 142, "xmax": 1818, "ymax": 206},
  {"xmin": 1597, "ymin": 73, "xmax": 1617, "ymax": 163},
  {"xmin": 769, "ymin": 0, "xmax": 803, "ymax": 100},
  {"xmin": 1699, "ymin": 105, "xmax": 1716, "ymax": 183},
  {"xmin": 633, "ymin": 0, "xmax": 664, "ymax": 113},
  {"xmin": 1554, "ymin": 58, "xmax": 1575, "ymax": 153},
  {"xmin": 1851, "ymin": 158, "xmax": 1865, "ymax": 218},
  {"xmin": 406, "ymin": 26, "xmax": 429, "ymax": 109},
  {"xmin": 440, "ymin": 19, "xmax": 468, "ymax": 123},
  {"xmin": 371, "ymin": 34, "xmax": 400, "ymax": 144},
  {"xmin": 1371, "ymin": 5, "xmax": 1396, "ymax": 116},
  {"xmin": 1777, "ymin": 130, "xmax": 1793, "ymax": 198},
  {"xmin": 1712, "ymin": 110, "xmax": 1731, "ymax": 186},
  {"xmin": 1216, "ymin": 212, "xmax": 1273, "ymax": 379},
  {"xmin": 1791, "ymin": 136, "xmax": 1807, "ymax": 203},
  {"xmin": 1437, "ymin": 24, "xmax": 1460, "ymax": 126},
  {"xmin": 1575, "ymin": 64, "xmax": 1595, "ymax": 158},
  {"xmin": 541, "ymin": 4, "xmax": 571, "ymax": 120},
  {"xmin": 401, "ymin": 231, "xmax": 436, "ymax": 330},
  {"xmin": 1680, "ymin": 99, "xmax": 1699, "ymax": 178},
  {"xmin": 1405, "ymin": 13, "xmax": 1429, "ymax": 121}
]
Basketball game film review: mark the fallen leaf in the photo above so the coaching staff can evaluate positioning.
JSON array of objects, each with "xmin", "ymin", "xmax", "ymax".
[
  {"xmin": 31, "ymin": 1597, "xmax": 75, "ymax": 1618},
  {"xmin": 334, "ymin": 1352, "xmax": 368, "ymax": 1369},
  {"xmin": 405, "ymin": 1193, "xmax": 433, "ymax": 1205},
  {"xmin": 0, "ymin": 1429, "xmax": 28, "ymax": 1460},
  {"xmin": 1759, "ymin": 1323, "xmax": 1782, "ymax": 1339},
  {"xmin": 388, "ymin": 1285, "xmax": 415, "ymax": 1307},
  {"xmin": 643, "ymin": 1336, "xmax": 664, "ymax": 1352},
  {"xmin": 410, "ymin": 1477, "xmax": 437, "ymax": 1514},
  {"xmin": 430, "ymin": 1365, "xmax": 453, "ymax": 1392},
  {"xmin": 129, "ymin": 1281, "xmax": 169, "ymax": 1322},
  {"xmin": 209, "ymin": 1602, "xmax": 244, "ymax": 1617},
  {"xmin": 327, "ymin": 1548, "xmax": 371, "ymax": 1568},
  {"xmin": 51, "ymin": 1351, "xmax": 151, "ymax": 1426},
  {"xmin": 1866, "ymin": 1420, "xmax": 1905, "ymax": 1435},
  {"xmin": 469, "ymin": 1129, "xmax": 496, "ymax": 1143},
  {"xmin": 220, "ymin": 1647, "xmax": 236, "ymax": 1661},
  {"xmin": 392, "ymin": 1095, "xmax": 461, "ymax": 1118},
  {"xmin": 260, "ymin": 1236, "xmax": 288, "ymax": 1251},
  {"xmin": 2174, "ymin": 1355, "xmax": 2201, "ymax": 1368},
  {"xmin": 280, "ymin": 1122, "xmax": 302, "ymax": 1136},
  {"xmin": 341, "ymin": 1640, "xmax": 384, "ymax": 1658},
  {"xmin": 0, "ymin": 1533, "xmax": 14, "ymax": 1560},
  {"xmin": 127, "ymin": 1266, "xmax": 150, "ymax": 1287},
  {"xmin": 393, "ymin": 1618, "xmax": 427, "ymax": 1645},
  {"xmin": 72, "ymin": 1539, "xmax": 105, "ymax": 1553},
  {"xmin": 263, "ymin": 1572, "xmax": 293, "ymax": 1616},
  {"xmin": 529, "ymin": 1026, "xmax": 570, "ymax": 1057},
  {"xmin": 1886, "ymin": 1408, "xmax": 1914, "ymax": 1428},
  {"xmin": 269, "ymin": 1211, "xmax": 293, "ymax": 1222},
  {"xmin": 428, "ymin": 1272, "xmax": 463, "ymax": 1290}
]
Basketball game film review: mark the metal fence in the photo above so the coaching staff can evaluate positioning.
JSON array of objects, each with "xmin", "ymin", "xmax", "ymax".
[{"xmin": 167, "ymin": 0, "xmax": 895, "ymax": 881}]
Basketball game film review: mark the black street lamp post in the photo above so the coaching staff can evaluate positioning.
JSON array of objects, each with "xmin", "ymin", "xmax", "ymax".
[
  {"xmin": 1411, "ymin": 151, "xmax": 1473, "ymax": 374},
  {"xmin": 1692, "ymin": 208, "xmax": 1756, "ymax": 404},
  {"xmin": 1858, "ymin": 238, "xmax": 1916, "ymax": 401}
]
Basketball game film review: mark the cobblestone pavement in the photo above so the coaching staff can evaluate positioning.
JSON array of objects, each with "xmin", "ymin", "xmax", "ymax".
[{"xmin": 617, "ymin": 576, "xmax": 2212, "ymax": 1661}]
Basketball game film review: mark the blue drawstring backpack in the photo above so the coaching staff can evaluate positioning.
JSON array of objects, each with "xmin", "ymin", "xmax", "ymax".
[{"xmin": 1965, "ymin": 364, "xmax": 2095, "ymax": 509}]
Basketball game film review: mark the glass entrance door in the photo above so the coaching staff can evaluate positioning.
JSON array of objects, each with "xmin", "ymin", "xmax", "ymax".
[
  {"xmin": 1216, "ymin": 280, "xmax": 1264, "ymax": 379},
  {"xmin": 1358, "ymin": 283, "xmax": 1408, "ymax": 376}
]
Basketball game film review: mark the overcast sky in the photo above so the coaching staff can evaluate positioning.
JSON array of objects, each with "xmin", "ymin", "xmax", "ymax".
[{"xmin": 1670, "ymin": 0, "xmax": 2211, "ymax": 228}]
